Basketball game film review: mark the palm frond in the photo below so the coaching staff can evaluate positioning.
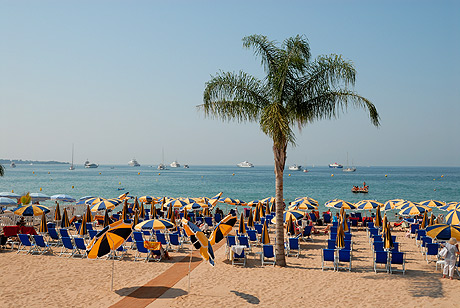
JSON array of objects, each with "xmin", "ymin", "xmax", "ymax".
[
  {"xmin": 242, "ymin": 35, "xmax": 281, "ymax": 77},
  {"xmin": 260, "ymin": 103, "xmax": 295, "ymax": 147}
]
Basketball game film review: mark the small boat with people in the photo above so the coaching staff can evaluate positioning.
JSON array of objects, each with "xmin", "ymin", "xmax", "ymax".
[
  {"xmin": 288, "ymin": 164, "xmax": 301, "ymax": 171},
  {"xmin": 329, "ymin": 162, "xmax": 343, "ymax": 168},
  {"xmin": 237, "ymin": 161, "xmax": 254, "ymax": 168},
  {"xmin": 352, "ymin": 182, "xmax": 369, "ymax": 193}
]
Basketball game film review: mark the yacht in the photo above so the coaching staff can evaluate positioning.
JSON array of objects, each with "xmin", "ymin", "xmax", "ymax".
[
  {"xmin": 157, "ymin": 164, "xmax": 166, "ymax": 170},
  {"xmin": 84, "ymin": 160, "xmax": 98, "ymax": 168},
  {"xmin": 343, "ymin": 153, "xmax": 356, "ymax": 172},
  {"xmin": 170, "ymin": 161, "xmax": 180, "ymax": 168},
  {"xmin": 128, "ymin": 158, "xmax": 140, "ymax": 167},
  {"xmin": 328, "ymin": 162, "xmax": 343, "ymax": 168},
  {"xmin": 237, "ymin": 161, "xmax": 254, "ymax": 168},
  {"xmin": 288, "ymin": 164, "xmax": 301, "ymax": 171},
  {"xmin": 183, "ymin": 164, "xmax": 189, "ymax": 168},
  {"xmin": 10, "ymin": 161, "xmax": 16, "ymax": 168}
]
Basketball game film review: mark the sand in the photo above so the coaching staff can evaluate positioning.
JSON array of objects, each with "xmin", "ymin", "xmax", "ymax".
[{"xmin": 1, "ymin": 225, "xmax": 459, "ymax": 308}]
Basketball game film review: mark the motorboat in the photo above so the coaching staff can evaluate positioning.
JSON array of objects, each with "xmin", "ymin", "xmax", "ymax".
[
  {"xmin": 10, "ymin": 161, "xmax": 16, "ymax": 168},
  {"xmin": 303, "ymin": 169, "xmax": 308, "ymax": 173},
  {"xmin": 170, "ymin": 161, "xmax": 180, "ymax": 168},
  {"xmin": 183, "ymin": 164, "xmax": 189, "ymax": 168},
  {"xmin": 128, "ymin": 158, "xmax": 140, "ymax": 167},
  {"xmin": 157, "ymin": 164, "xmax": 166, "ymax": 170},
  {"xmin": 288, "ymin": 164, "xmax": 301, "ymax": 171},
  {"xmin": 329, "ymin": 163, "xmax": 343, "ymax": 168},
  {"xmin": 237, "ymin": 161, "xmax": 254, "ymax": 168},
  {"xmin": 84, "ymin": 160, "xmax": 98, "ymax": 168}
]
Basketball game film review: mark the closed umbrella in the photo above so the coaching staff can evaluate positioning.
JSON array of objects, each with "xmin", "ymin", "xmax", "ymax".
[
  {"xmin": 150, "ymin": 203, "xmax": 157, "ymax": 219},
  {"xmin": 39, "ymin": 212, "xmax": 48, "ymax": 233},
  {"xmin": 383, "ymin": 222, "xmax": 394, "ymax": 250},
  {"xmin": 79, "ymin": 214, "xmax": 87, "ymax": 236},
  {"xmin": 429, "ymin": 213, "xmax": 435, "ymax": 226},
  {"xmin": 103, "ymin": 209, "xmax": 112, "ymax": 228},
  {"xmin": 341, "ymin": 209, "xmax": 349, "ymax": 233},
  {"xmin": 238, "ymin": 213, "xmax": 246, "ymax": 235},
  {"xmin": 375, "ymin": 206, "xmax": 382, "ymax": 228},
  {"xmin": 286, "ymin": 215, "xmax": 295, "ymax": 235},
  {"xmin": 54, "ymin": 203, "xmax": 61, "ymax": 221},
  {"xmin": 121, "ymin": 201, "xmax": 128, "ymax": 221},
  {"xmin": 420, "ymin": 211, "xmax": 428, "ymax": 229},
  {"xmin": 61, "ymin": 208, "xmax": 70, "ymax": 228},
  {"xmin": 261, "ymin": 220, "xmax": 270, "ymax": 244},
  {"xmin": 254, "ymin": 204, "xmax": 261, "ymax": 222},
  {"xmin": 139, "ymin": 202, "xmax": 145, "ymax": 219},
  {"xmin": 85, "ymin": 204, "xmax": 93, "ymax": 223},
  {"xmin": 336, "ymin": 220, "xmax": 345, "ymax": 249},
  {"xmin": 133, "ymin": 210, "xmax": 139, "ymax": 227},
  {"xmin": 247, "ymin": 209, "xmax": 254, "ymax": 228}
]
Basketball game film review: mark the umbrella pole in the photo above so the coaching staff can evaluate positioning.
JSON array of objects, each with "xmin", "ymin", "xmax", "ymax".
[{"xmin": 188, "ymin": 244, "xmax": 193, "ymax": 293}]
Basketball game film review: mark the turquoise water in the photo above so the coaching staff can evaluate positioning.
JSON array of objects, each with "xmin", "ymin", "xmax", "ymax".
[{"xmin": 1, "ymin": 165, "xmax": 459, "ymax": 219}]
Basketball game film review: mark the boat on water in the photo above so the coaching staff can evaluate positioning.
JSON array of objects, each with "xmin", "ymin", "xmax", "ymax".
[
  {"xmin": 343, "ymin": 153, "xmax": 356, "ymax": 172},
  {"xmin": 170, "ymin": 161, "xmax": 180, "ymax": 168},
  {"xmin": 10, "ymin": 161, "xmax": 16, "ymax": 168},
  {"xmin": 237, "ymin": 161, "xmax": 254, "ymax": 168},
  {"xmin": 352, "ymin": 183, "xmax": 369, "ymax": 193},
  {"xmin": 128, "ymin": 158, "xmax": 140, "ymax": 167},
  {"xmin": 157, "ymin": 164, "xmax": 166, "ymax": 170},
  {"xmin": 69, "ymin": 144, "xmax": 75, "ymax": 170},
  {"xmin": 84, "ymin": 160, "xmax": 98, "ymax": 168},
  {"xmin": 288, "ymin": 164, "xmax": 301, "ymax": 171},
  {"xmin": 329, "ymin": 162, "xmax": 343, "ymax": 168},
  {"xmin": 183, "ymin": 164, "xmax": 189, "ymax": 168},
  {"xmin": 303, "ymin": 169, "xmax": 308, "ymax": 173}
]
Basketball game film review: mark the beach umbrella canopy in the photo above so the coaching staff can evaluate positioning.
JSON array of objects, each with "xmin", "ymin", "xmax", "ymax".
[
  {"xmin": 261, "ymin": 196, "xmax": 275, "ymax": 204},
  {"xmin": 87, "ymin": 220, "xmax": 133, "ymax": 259},
  {"xmin": 39, "ymin": 212, "xmax": 48, "ymax": 233},
  {"xmin": 179, "ymin": 197, "xmax": 196, "ymax": 204},
  {"xmin": 291, "ymin": 197, "xmax": 319, "ymax": 207},
  {"xmin": 288, "ymin": 202, "xmax": 317, "ymax": 211},
  {"xmin": 50, "ymin": 194, "xmax": 76, "ymax": 203},
  {"xmin": 218, "ymin": 197, "xmax": 239, "ymax": 206},
  {"xmin": 29, "ymin": 193, "xmax": 51, "ymax": 202},
  {"xmin": 0, "ymin": 192, "xmax": 21, "ymax": 199},
  {"xmin": 208, "ymin": 192, "xmax": 223, "ymax": 207},
  {"xmin": 76, "ymin": 196, "xmax": 95, "ymax": 205},
  {"xmin": 355, "ymin": 200, "xmax": 383, "ymax": 210},
  {"xmin": 165, "ymin": 199, "xmax": 188, "ymax": 208},
  {"xmin": 14, "ymin": 204, "xmax": 50, "ymax": 216},
  {"xmin": 181, "ymin": 202, "xmax": 206, "ymax": 211},
  {"xmin": 103, "ymin": 209, "xmax": 112, "ymax": 228},
  {"xmin": 79, "ymin": 213, "xmax": 88, "ymax": 236},
  {"xmin": 209, "ymin": 213, "xmax": 237, "ymax": 245},
  {"xmin": 420, "ymin": 200, "xmax": 445, "ymax": 208},
  {"xmin": 374, "ymin": 206, "xmax": 382, "ymax": 228},
  {"xmin": 273, "ymin": 210, "xmax": 304, "ymax": 223},
  {"xmin": 0, "ymin": 197, "xmax": 18, "ymax": 206},
  {"xmin": 54, "ymin": 203, "xmax": 61, "ymax": 221},
  {"xmin": 134, "ymin": 219, "xmax": 175, "ymax": 231},
  {"xmin": 445, "ymin": 209, "xmax": 460, "ymax": 225},
  {"xmin": 117, "ymin": 192, "xmax": 131, "ymax": 201},
  {"xmin": 182, "ymin": 219, "xmax": 214, "ymax": 266},
  {"xmin": 326, "ymin": 199, "xmax": 356, "ymax": 210},
  {"xmin": 85, "ymin": 204, "xmax": 93, "ymax": 223},
  {"xmin": 336, "ymin": 219, "xmax": 345, "ymax": 249},
  {"xmin": 381, "ymin": 199, "xmax": 403, "ymax": 211},
  {"xmin": 238, "ymin": 213, "xmax": 246, "ymax": 234},
  {"xmin": 261, "ymin": 220, "xmax": 270, "ymax": 244},
  {"xmin": 396, "ymin": 200, "xmax": 420, "ymax": 210},
  {"xmin": 139, "ymin": 196, "xmax": 156, "ymax": 204},
  {"xmin": 399, "ymin": 204, "xmax": 431, "ymax": 216},
  {"xmin": 439, "ymin": 203, "xmax": 458, "ymax": 212},
  {"xmin": 383, "ymin": 222, "xmax": 394, "ymax": 249},
  {"xmin": 426, "ymin": 224, "xmax": 460, "ymax": 241},
  {"xmin": 61, "ymin": 208, "xmax": 70, "ymax": 228},
  {"xmin": 90, "ymin": 200, "xmax": 116, "ymax": 212},
  {"xmin": 420, "ymin": 211, "xmax": 428, "ymax": 229},
  {"xmin": 247, "ymin": 209, "xmax": 254, "ymax": 228}
]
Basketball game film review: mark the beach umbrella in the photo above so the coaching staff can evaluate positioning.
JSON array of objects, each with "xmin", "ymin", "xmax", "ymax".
[
  {"xmin": 0, "ymin": 192, "xmax": 21, "ymax": 199},
  {"xmin": 139, "ymin": 202, "xmax": 145, "ymax": 219},
  {"xmin": 139, "ymin": 196, "xmax": 156, "ymax": 204},
  {"xmin": 133, "ymin": 210, "xmax": 139, "ymax": 227},
  {"xmin": 247, "ymin": 200, "xmax": 263, "ymax": 207},
  {"xmin": 286, "ymin": 215, "xmax": 295, "ymax": 235},
  {"xmin": 234, "ymin": 199, "xmax": 247, "ymax": 206},
  {"xmin": 90, "ymin": 200, "xmax": 117, "ymax": 212},
  {"xmin": 87, "ymin": 220, "xmax": 133, "ymax": 259},
  {"xmin": 259, "ymin": 202, "xmax": 266, "ymax": 218},
  {"xmin": 166, "ymin": 204, "xmax": 174, "ymax": 221},
  {"xmin": 254, "ymin": 205, "xmax": 261, "ymax": 222},
  {"xmin": 341, "ymin": 209, "xmax": 349, "ymax": 233},
  {"xmin": 103, "ymin": 209, "xmax": 112, "ymax": 228},
  {"xmin": 0, "ymin": 197, "xmax": 18, "ymax": 206},
  {"xmin": 121, "ymin": 201, "xmax": 128, "ymax": 221},
  {"xmin": 179, "ymin": 197, "xmax": 196, "ymax": 204},
  {"xmin": 261, "ymin": 196, "xmax": 275, "ymax": 205},
  {"xmin": 132, "ymin": 197, "xmax": 139, "ymax": 213},
  {"xmin": 238, "ymin": 213, "xmax": 246, "ymax": 234},
  {"xmin": 54, "ymin": 203, "xmax": 61, "ymax": 221},
  {"xmin": 182, "ymin": 219, "xmax": 214, "ymax": 266},
  {"xmin": 374, "ymin": 206, "xmax": 382, "ymax": 228},
  {"xmin": 268, "ymin": 202, "xmax": 275, "ymax": 214},
  {"xmin": 271, "ymin": 210, "xmax": 304, "ymax": 223},
  {"xmin": 247, "ymin": 209, "xmax": 254, "ymax": 228},
  {"xmin": 382, "ymin": 214, "xmax": 388, "ymax": 234},
  {"xmin": 134, "ymin": 219, "xmax": 175, "ymax": 231},
  {"xmin": 14, "ymin": 204, "xmax": 50, "ymax": 216},
  {"xmin": 396, "ymin": 200, "xmax": 420, "ymax": 210},
  {"xmin": 381, "ymin": 199, "xmax": 403, "ymax": 211},
  {"xmin": 291, "ymin": 197, "xmax": 319, "ymax": 207},
  {"xmin": 336, "ymin": 219, "xmax": 345, "ymax": 249},
  {"xmin": 50, "ymin": 194, "xmax": 76, "ymax": 203},
  {"xmin": 165, "ymin": 199, "xmax": 188, "ymax": 208},
  {"xmin": 383, "ymin": 222, "xmax": 394, "ymax": 249},
  {"xmin": 429, "ymin": 213, "xmax": 435, "ymax": 226},
  {"xmin": 439, "ymin": 203, "xmax": 458, "ymax": 212},
  {"xmin": 218, "ymin": 197, "xmax": 239, "ymax": 206},
  {"xmin": 76, "ymin": 196, "xmax": 95, "ymax": 205},
  {"xmin": 150, "ymin": 203, "xmax": 157, "ymax": 219},
  {"xmin": 209, "ymin": 213, "xmax": 237, "ymax": 245},
  {"xmin": 208, "ymin": 192, "xmax": 223, "ymax": 207},
  {"xmin": 61, "ymin": 208, "xmax": 70, "ymax": 228},
  {"xmin": 29, "ymin": 193, "xmax": 51, "ymax": 202},
  {"xmin": 355, "ymin": 200, "xmax": 383, "ymax": 210},
  {"xmin": 202, "ymin": 207, "xmax": 211, "ymax": 217},
  {"xmin": 261, "ymin": 220, "xmax": 270, "ymax": 244},
  {"xmin": 39, "ymin": 212, "xmax": 48, "ymax": 233},
  {"xmin": 85, "ymin": 204, "xmax": 93, "ymax": 223},
  {"xmin": 326, "ymin": 199, "xmax": 356, "ymax": 210},
  {"xmin": 117, "ymin": 192, "xmax": 130, "ymax": 201},
  {"xmin": 420, "ymin": 200, "xmax": 445, "ymax": 208},
  {"xmin": 288, "ymin": 202, "xmax": 317, "ymax": 211},
  {"xmin": 181, "ymin": 202, "xmax": 206, "ymax": 211},
  {"xmin": 445, "ymin": 209, "xmax": 460, "ymax": 225},
  {"xmin": 420, "ymin": 211, "xmax": 428, "ymax": 229},
  {"xmin": 183, "ymin": 209, "xmax": 189, "ymax": 221},
  {"xmin": 399, "ymin": 204, "xmax": 431, "ymax": 216},
  {"xmin": 79, "ymin": 213, "xmax": 88, "ymax": 236},
  {"xmin": 426, "ymin": 224, "xmax": 460, "ymax": 241}
]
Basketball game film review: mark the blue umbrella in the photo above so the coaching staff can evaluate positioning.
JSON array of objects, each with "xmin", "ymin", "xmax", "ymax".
[
  {"xmin": 426, "ymin": 224, "xmax": 460, "ymax": 241},
  {"xmin": 0, "ymin": 192, "xmax": 21, "ymax": 199},
  {"xmin": 29, "ymin": 193, "xmax": 50, "ymax": 202},
  {"xmin": 50, "ymin": 194, "xmax": 76, "ymax": 203},
  {"xmin": 13, "ymin": 204, "xmax": 50, "ymax": 216},
  {"xmin": 0, "ymin": 197, "xmax": 18, "ymax": 206},
  {"xmin": 76, "ymin": 196, "xmax": 95, "ymax": 205}
]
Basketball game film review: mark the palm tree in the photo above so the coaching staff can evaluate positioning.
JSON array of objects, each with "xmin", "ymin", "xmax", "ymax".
[
  {"xmin": 199, "ymin": 34, "xmax": 380, "ymax": 266},
  {"xmin": 0, "ymin": 164, "xmax": 4, "ymax": 177}
]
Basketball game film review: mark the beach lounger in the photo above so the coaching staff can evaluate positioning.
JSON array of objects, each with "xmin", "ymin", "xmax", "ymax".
[
  {"xmin": 47, "ymin": 228, "xmax": 61, "ymax": 247},
  {"xmin": 59, "ymin": 228, "xmax": 72, "ymax": 239},
  {"xmin": 232, "ymin": 248, "xmax": 246, "ymax": 266},
  {"xmin": 420, "ymin": 236, "xmax": 432, "ymax": 254},
  {"xmin": 410, "ymin": 224, "xmax": 419, "ymax": 238},
  {"xmin": 265, "ymin": 214, "xmax": 274, "ymax": 223},
  {"xmin": 301, "ymin": 225, "xmax": 312, "ymax": 241},
  {"xmin": 238, "ymin": 235, "xmax": 251, "ymax": 252},
  {"xmin": 195, "ymin": 217, "xmax": 203, "ymax": 224},
  {"xmin": 247, "ymin": 229, "xmax": 258, "ymax": 245},
  {"xmin": 332, "ymin": 221, "xmax": 338, "ymax": 227},
  {"xmin": 132, "ymin": 231, "xmax": 144, "ymax": 243},
  {"xmin": 344, "ymin": 233, "xmax": 352, "ymax": 241},
  {"xmin": 112, "ymin": 214, "xmax": 120, "ymax": 221},
  {"xmin": 323, "ymin": 213, "xmax": 331, "ymax": 224},
  {"xmin": 329, "ymin": 233, "xmax": 337, "ymax": 240},
  {"xmin": 155, "ymin": 233, "xmax": 170, "ymax": 251},
  {"xmin": 254, "ymin": 223, "xmax": 263, "ymax": 234},
  {"xmin": 86, "ymin": 223, "xmax": 94, "ymax": 232},
  {"xmin": 134, "ymin": 240, "xmax": 153, "ymax": 262},
  {"xmin": 73, "ymin": 237, "xmax": 88, "ymax": 258},
  {"xmin": 88, "ymin": 229, "xmax": 98, "ymax": 240},
  {"xmin": 60, "ymin": 237, "xmax": 77, "ymax": 257},
  {"xmin": 33, "ymin": 234, "xmax": 53, "ymax": 255},
  {"xmin": 17, "ymin": 234, "xmax": 37, "ymax": 254},
  {"xmin": 321, "ymin": 249, "xmax": 336, "ymax": 271},
  {"xmin": 330, "ymin": 226, "xmax": 338, "ymax": 234},
  {"xmin": 286, "ymin": 237, "xmax": 300, "ymax": 258},
  {"xmin": 337, "ymin": 249, "xmax": 352, "ymax": 271},
  {"xmin": 309, "ymin": 213, "xmax": 317, "ymax": 222},
  {"xmin": 344, "ymin": 240, "xmax": 352, "ymax": 251},
  {"xmin": 391, "ymin": 242, "xmax": 400, "ymax": 252},
  {"xmin": 204, "ymin": 217, "xmax": 213, "ymax": 227},
  {"xmin": 374, "ymin": 251, "xmax": 389, "ymax": 273},
  {"xmin": 261, "ymin": 244, "xmax": 275, "ymax": 266},
  {"xmin": 168, "ymin": 233, "xmax": 183, "ymax": 251},
  {"xmin": 373, "ymin": 241, "xmax": 384, "ymax": 252},
  {"xmin": 327, "ymin": 239, "xmax": 336, "ymax": 250},
  {"xmin": 415, "ymin": 229, "xmax": 426, "ymax": 246},
  {"xmin": 226, "ymin": 235, "xmax": 236, "ymax": 259},
  {"xmin": 390, "ymin": 251, "xmax": 406, "ymax": 274},
  {"xmin": 74, "ymin": 222, "xmax": 81, "ymax": 233},
  {"xmin": 425, "ymin": 243, "xmax": 439, "ymax": 263}
]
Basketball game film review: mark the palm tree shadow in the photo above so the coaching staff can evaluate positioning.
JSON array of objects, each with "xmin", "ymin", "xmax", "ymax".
[
  {"xmin": 115, "ymin": 286, "xmax": 187, "ymax": 299},
  {"xmin": 230, "ymin": 290, "xmax": 260, "ymax": 304}
]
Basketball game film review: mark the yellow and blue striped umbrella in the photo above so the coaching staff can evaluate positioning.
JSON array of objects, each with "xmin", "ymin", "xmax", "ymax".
[
  {"xmin": 399, "ymin": 204, "xmax": 431, "ymax": 216},
  {"xmin": 271, "ymin": 210, "xmax": 304, "ymax": 223},
  {"xmin": 182, "ymin": 219, "xmax": 215, "ymax": 266},
  {"xmin": 326, "ymin": 199, "xmax": 356, "ymax": 210},
  {"xmin": 261, "ymin": 220, "xmax": 270, "ymax": 244},
  {"xmin": 165, "ymin": 199, "xmax": 188, "ymax": 208},
  {"xmin": 355, "ymin": 200, "xmax": 383, "ymax": 210},
  {"xmin": 336, "ymin": 219, "xmax": 345, "ymax": 249},
  {"xmin": 218, "ymin": 197, "xmax": 239, "ymax": 206},
  {"xmin": 420, "ymin": 211, "xmax": 428, "ymax": 229},
  {"xmin": 208, "ymin": 192, "xmax": 223, "ymax": 207},
  {"xmin": 381, "ymin": 199, "xmax": 403, "ymax": 211},
  {"xmin": 134, "ymin": 218, "xmax": 175, "ymax": 231},
  {"xmin": 260, "ymin": 197, "xmax": 275, "ymax": 204},
  {"xmin": 14, "ymin": 204, "xmax": 50, "ymax": 216},
  {"xmin": 87, "ymin": 220, "xmax": 133, "ymax": 259},
  {"xmin": 288, "ymin": 203, "xmax": 317, "ymax": 211},
  {"xmin": 292, "ymin": 196, "xmax": 319, "ymax": 207},
  {"xmin": 181, "ymin": 202, "xmax": 207, "ymax": 211},
  {"xmin": 396, "ymin": 200, "xmax": 419, "ymax": 210},
  {"xmin": 39, "ymin": 212, "xmax": 48, "ymax": 233},
  {"xmin": 445, "ymin": 209, "xmax": 460, "ymax": 225},
  {"xmin": 90, "ymin": 200, "xmax": 116, "ymax": 212},
  {"xmin": 247, "ymin": 200, "xmax": 263, "ymax": 207},
  {"xmin": 426, "ymin": 224, "xmax": 460, "ymax": 241},
  {"xmin": 439, "ymin": 203, "xmax": 458, "ymax": 211},
  {"xmin": 420, "ymin": 200, "xmax": 445, "ymax": 208},
  {"xmin": 209, "ymin": 213, "xmax": 237, "ymax": 245},
  {"xmin": 139, "ymin": 196, "xmax": 157, "ymax": 204}
]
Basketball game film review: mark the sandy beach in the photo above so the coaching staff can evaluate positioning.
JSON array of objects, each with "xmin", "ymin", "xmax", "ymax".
[{"xmin": 1, "ymin": 224, "xmax": 459, "ymax": 308}]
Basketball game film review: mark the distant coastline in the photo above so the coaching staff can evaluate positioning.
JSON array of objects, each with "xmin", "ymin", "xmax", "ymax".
[{"xmin": 0, "ymin": 159, "xmax": 68, "ymax": 165}]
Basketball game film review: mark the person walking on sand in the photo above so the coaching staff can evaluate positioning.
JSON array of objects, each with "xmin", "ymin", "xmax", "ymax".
[{"xmin": 441, "ymin": 238, "xmax": 460, "ymax": 280}]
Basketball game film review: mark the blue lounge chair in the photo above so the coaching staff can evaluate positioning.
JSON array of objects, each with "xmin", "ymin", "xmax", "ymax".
[
  {"xmin": 327, "ymin": 239, "xmax": 336, "ymax": 250},
  {"xmin": 425, "ymin": 243, "xmax": 439, "ymax": 263},
  {"xmin": 247, "ymin": 229, "xmax": 258, "ymax": 245},
  {"xmin": 323, "ymin": 213, "xmax": 331, "ymax": 224},
  {"xmin": 344, "ymin": 240, "xmax": 352, "ymax": 251},
  {"xmin": 48, "ymin": 228, "xmax": 61, "ymax": 246},
  {"xmin": 390, "ymin": 251, "xmax": 406, "ymax": 274},
  {"xmin": 254, "ymin": 223, "xmax": 263, "ymax": 234},
  {"xmin": 309, "ymin": 213, "xmax": 317, "ymax": 222},
  {"xmin": 420, "ymin": 236, "xmax": 432, "ymax": 254},
  {"xmin": 86, "ymin": 223, "xmax": 94, "ymax": 232},
  {"xmin": 391, "ymin": 242, "xmax": 400, "ymax": 252},
  {"xmin": 232, "ymin": 248, "xmax": 246, "ymax": 266},
  {"xmin": 238, "ymin": 235, "xmax": 251, "ymax": 252},
  {"xmin": 226, "ymin": 235, "xmax": 236, "ymax": 259},
  {"xmin": 73, "ymin": 237, "xmax": 88, "ymax": 258},
  {"xmin": 60, "ymin": 237, "xmax": 77, "ymax": 257},
  {"xmin": 17, "ymin": 234, "xmax": 37, "ymax": 254},
  {"xmin": 302, "ymin": 225, "xmax": 313, "ymax": 241},
  {"xmin": 415, "ymin": 229, "xmax": 426, "ymax": 246},
  {"xmin": 332, "ymin": 221, "xmax": 338, "ymax": 227},
  {"xmin": 329, "ymin": 233, "xmax": 337, "ymax": 240},
  {"xmin": 74, "ymin": 222, "xmax": 81, "ymax": 233},
  {"xmin": 261, "ymin": 244, "xmax": 275, "ymax": 266},
  {"xmin": 337, "ymin": 249, "xmax": 352, "ymax": 271},
  {"xmin": 132, "ymin": 231, "xmax": 144, "ymax": 243},
  {"xmin": 367, "ymin": 221, "xmax": 375, "ymax": 229},
  {"xmin": 344, "ymin": 233, "xmax": 352, "ymax": 241},
  {"xmin": 321, "ymin": 249, "xmax": 336, "ymax": 271},
  {"xmin": 195, "ymin": 217, "xmax": 203, "ymax": 224},
  {"xmin": 59, "ymin": 228, "xmax": 72, "ymax": 239},
  {"xmin": 88, "ymin": 229, "xmax": 98, "ymax": 240},
  {"xmin": 373, "ymin": 241, "xmax": 384, "ymax": 252},
  {"xmin": 286, "ymin": 237, "xmax": 300, "ymax": 257},
  {"xmin": 169, "ymin": 233, "xmax": 182, "ymax": 251},
  {"xmin": 330, "ymin": 226, "xmax": 338, "ymax": 234},
  {"xmin": 374, "ymin": 251, "xmax": 389, "ymax": 273},
  {"xmin": 33, "ymin": 234, "xmax": 53, "ymax": 255},
  {"xmin": 204, "ymin": 217, "xmax": 213, "ymax": 227},
  {"xmin": 134, "ymin": 241, "xmax": 155, "ymax": 262},
  {"xmin": 410, "ymin": 224, "xmax": 420, "ymax": 238},
  {"xmin": 265, "ymin": 214, "xmax": 274, "ymax": 223},
  {"xmin": 155, "ymin": 233, "xmax": 170, "ymax": 251},
  {"xmin": 142, "ymin": 230, "xmax": 152, "ymax": 239}
]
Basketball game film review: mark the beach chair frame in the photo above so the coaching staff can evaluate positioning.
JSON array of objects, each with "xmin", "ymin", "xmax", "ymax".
[
  {"xmin": 261, "ymin": 244, "xmax": 275, "ymax": 266},
  {"xmin": 73, "ymin": 237, "xmax": 88, "ymax": 258},
  {"xmin": 232, "ymin": 249, "xmax": 246, "ymax": 266},
  {"xmin": 60, "ymin": 237, "xmax": 76, "ymax": 257},
  {"xmin": 321, "ymin": 249, "xmax": 336, "ymax": 271},
  {"xmin": 390, "ymin": 251, "xmax": 406, "ymax": 274},
  {"xmin": 168, "ymin": 233, "xmax": 183, "ymax": 251},
  {"xmin": 226, "ymin": 235, "xmax": 236, "ymax": 259},
  {"xmin": 374, "ymin": 251, "xmax": 389, "ymax": 273},
  {"xmin": 47, "ymin": 227, "xmax": 62, "ymax": 247},
  {"xmin": 286, "ymin": 237, "xmax": 300, "ymax": 258},
  {"xmin": 33, "ymin": 234, "xmax": 53, "ymax": 255},
  {"xmin": 17, "ymin": 234, "xmax": 38, "ymax": 255},
  {"xmin": 336, "ymin": 249, "xmax": 352, "ymax": 272}
]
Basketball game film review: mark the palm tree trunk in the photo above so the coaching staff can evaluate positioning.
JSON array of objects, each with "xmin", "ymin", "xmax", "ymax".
[{"xmin": 273, "ymin": 143, "xmax": 287, "ymax": 267}]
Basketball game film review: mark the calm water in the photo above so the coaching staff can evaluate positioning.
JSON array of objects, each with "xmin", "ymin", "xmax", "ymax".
[{"xmin": 1, "ymin": 164, "xmax": 459, "ymax": 219}]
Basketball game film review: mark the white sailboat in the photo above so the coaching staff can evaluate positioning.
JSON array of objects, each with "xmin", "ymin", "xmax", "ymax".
[
  {"xmin": 158, "ymin": 148, "xmax": 167, "ymax": 170},
  {"xmin": 343, "ymin": 152, "xmax": 356, "ymax": 172},
  {"xmin": 69, "ymin": 144, "xmax": 75, "ymax": 170}
]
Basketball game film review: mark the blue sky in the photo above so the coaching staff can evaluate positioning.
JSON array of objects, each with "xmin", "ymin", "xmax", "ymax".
[{"xmin": 1, "ymin": 0, "xmax": 459, "ymax": 166}]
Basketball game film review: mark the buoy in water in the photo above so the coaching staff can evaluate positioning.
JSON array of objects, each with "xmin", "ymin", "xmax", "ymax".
[
  {"xmin": 441, "ymin": 175, "xmax": 444, "ymax": 178},
  {"xmin": 232, "ymin": 173, "xmax": 235, "ymax": 176},
  {"xmin": 11, "ymin": 190, "xmax": 14, "ymax": 193},
  {"xmin": 32, "ymin": 172, "xmax": 34, "ymax": 174},
  {"xmin": 99, "ymin": 172, "xmax": 101, "ymax": 175},
  {"xmin": 72, "ymin": 185, "xmax": 74, "ymax": 188},
  {"xmin": 158, "ymin": 173, "xmax": 161, "ymax": 175},
  {"xmin": 138, "ymin": 172, "xmax": 140, "ymax": 175},
  {"xmin": 40, "ymin": 187, "xmax": 42, "ymax": 191},
  {"xmin": 119, "ymin": 182, "xmax": 121, "ymax": 185},
  {"xmin": 48, "ymin": 172, "xmax": 50, "ymax": 174},
  {"xmin": 331, "ymin": 174, "xmax": 334, "ymax": 177},
  {"xmin": 288, "ymin": 174, "xmax": 291, "ymax": 176},
  {"xmin": 385, "ymin": 174, "xmax": 388, "ymax": 177}
]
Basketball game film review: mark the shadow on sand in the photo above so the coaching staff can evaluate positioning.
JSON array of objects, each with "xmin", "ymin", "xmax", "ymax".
[
  {"xmin": 115, "ymin": 286, "xmax": 187, "ymax": 299},
  {"xmin": 230, "ymin": 290, "xmax": 260, "ymax": 304}
]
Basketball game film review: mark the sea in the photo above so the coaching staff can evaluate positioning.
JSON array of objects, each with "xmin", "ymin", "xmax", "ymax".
[{"xmin": 1, "ymin": 164, "xmax": 459, "ymax": 221}]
